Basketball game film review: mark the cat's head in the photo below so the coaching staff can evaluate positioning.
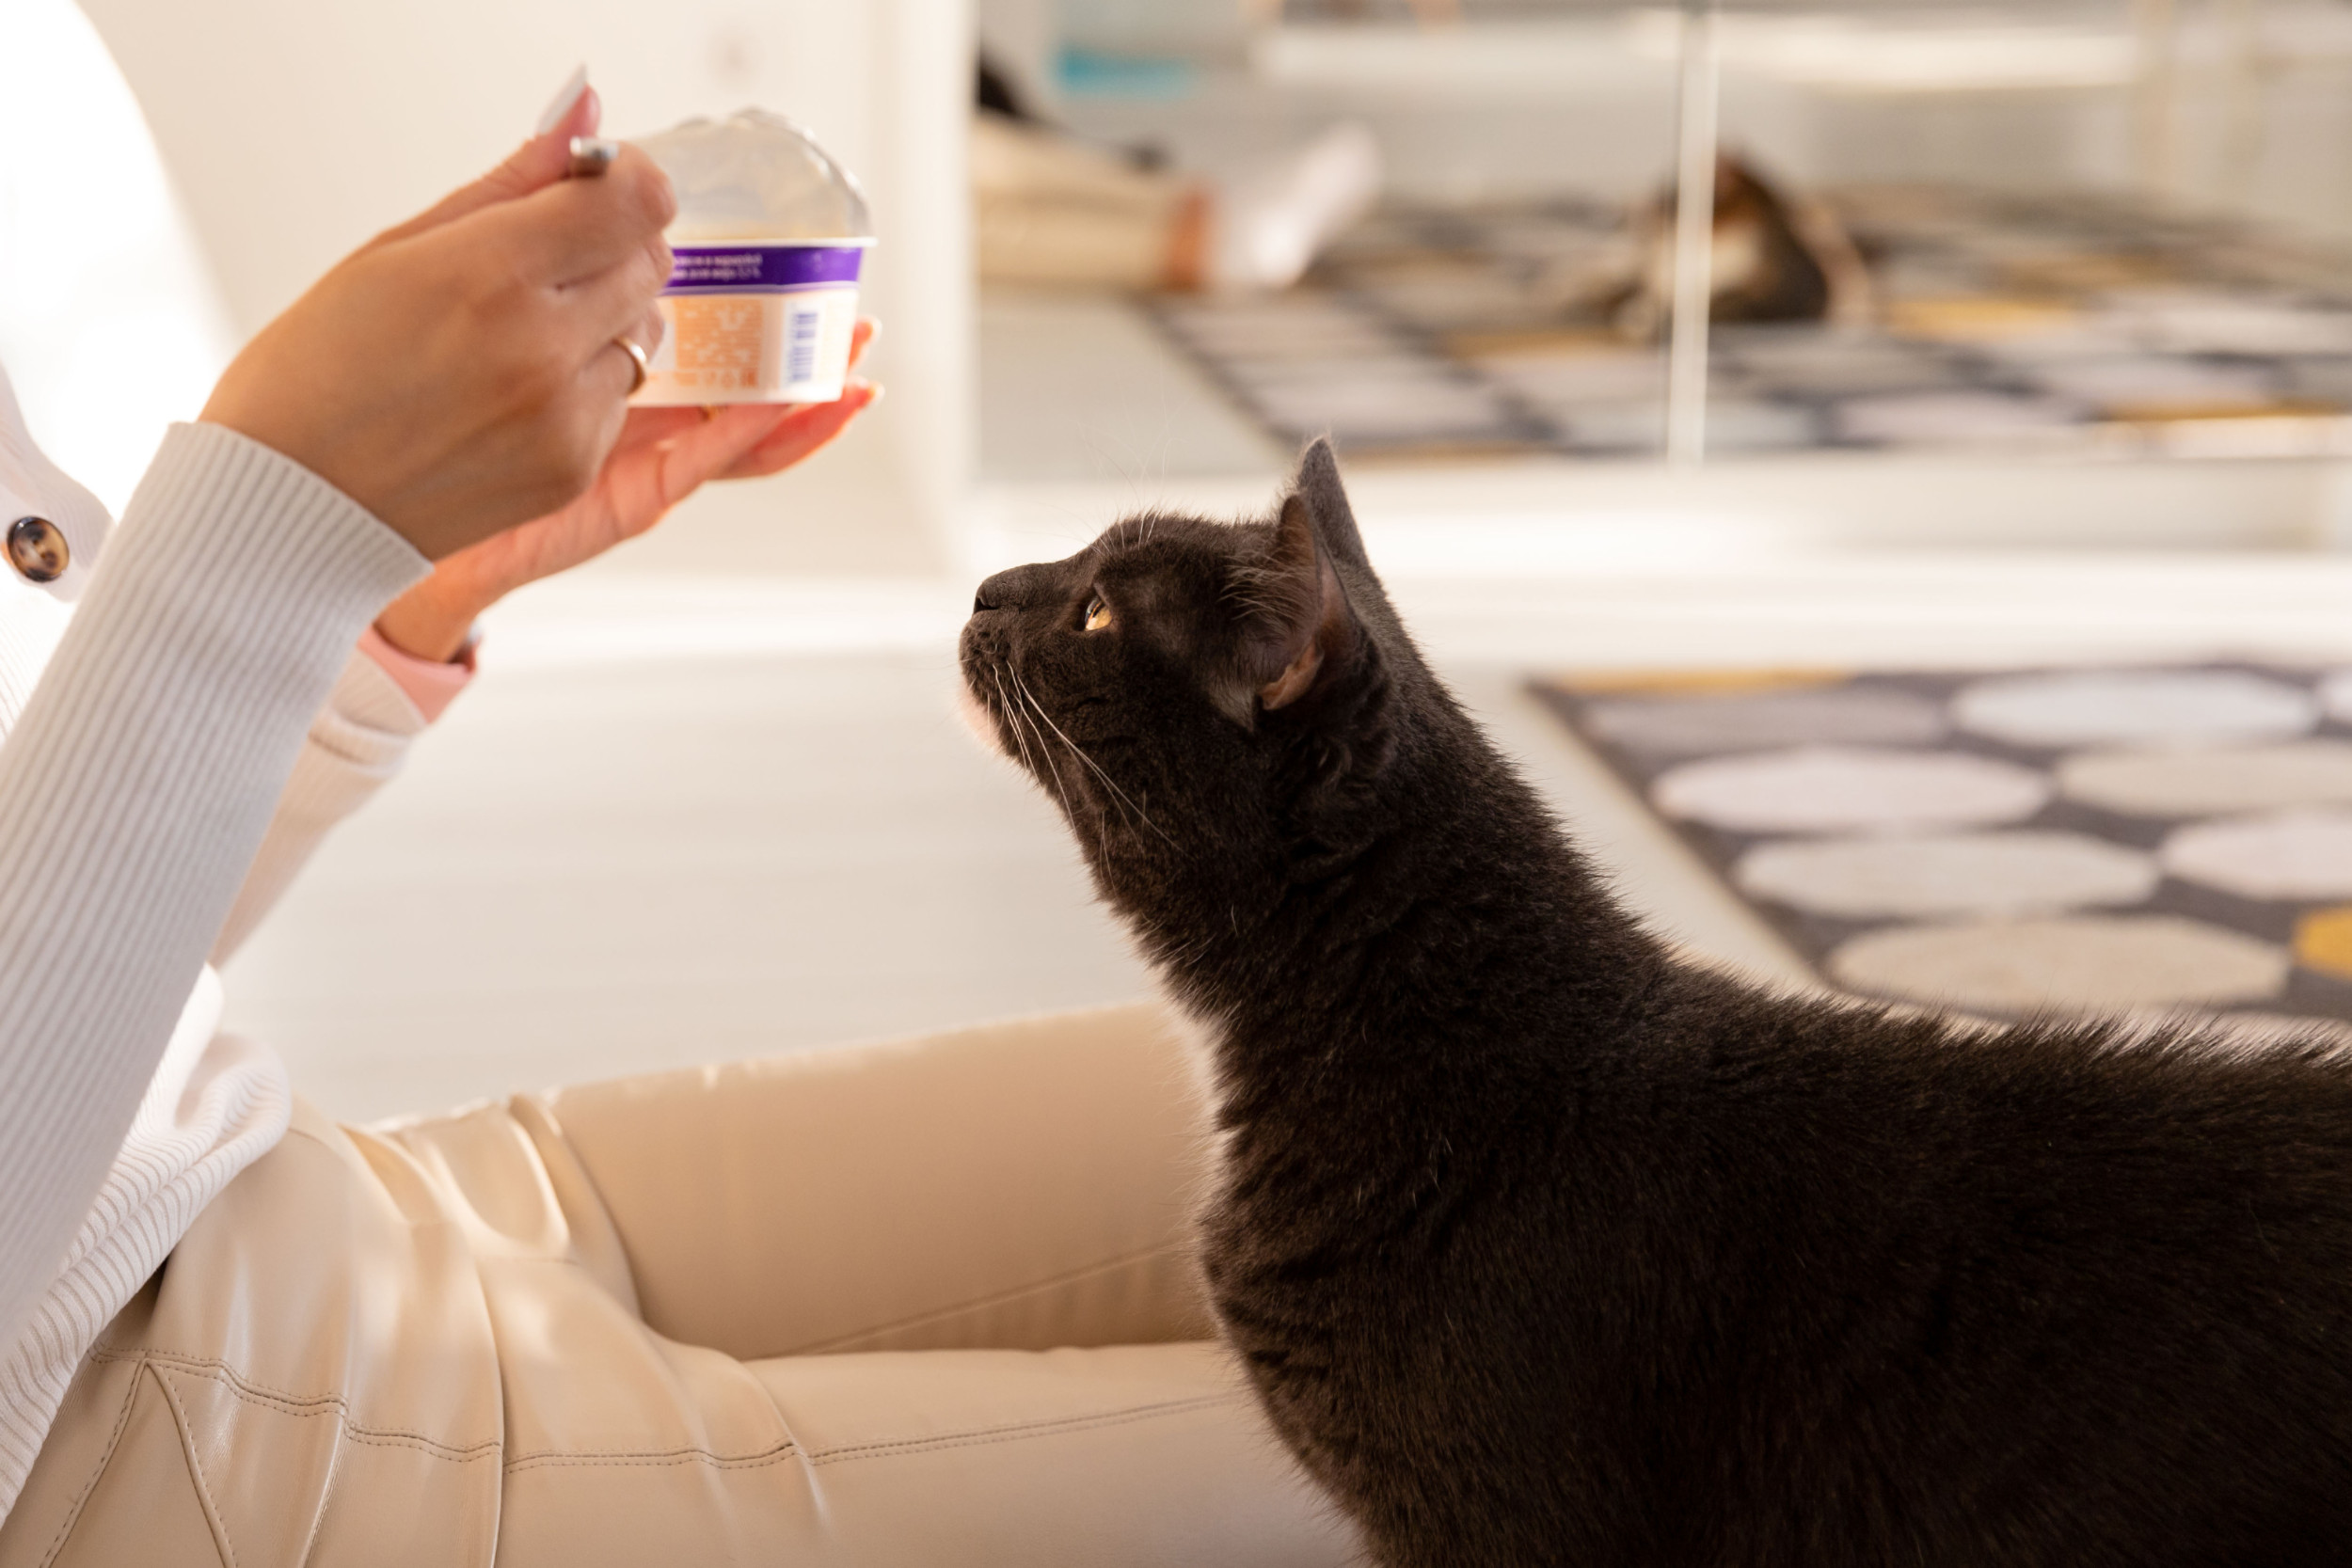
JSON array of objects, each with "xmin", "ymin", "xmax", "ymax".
[{"xmin": 959, "ymin": 439, "xmax": 1434, "ymax": 908}]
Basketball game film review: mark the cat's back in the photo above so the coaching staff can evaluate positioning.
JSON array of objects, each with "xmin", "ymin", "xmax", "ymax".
[
  {"xmin": 1543, "ymin": 975, "xmax": 2352, "ymax": 1565},
  {"xmin": 1624, "ymin": 975, "xmax": 2352, "ymax": 1262},
  {"xmin": 1597, "ymin": 972, "xmax": 2352, "ymax": 1359}
]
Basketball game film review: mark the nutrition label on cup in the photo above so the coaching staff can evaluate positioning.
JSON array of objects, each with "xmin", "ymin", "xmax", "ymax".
[{"xmin": 637, "ymin": 241, "xmax": 868, "ymax": 405}]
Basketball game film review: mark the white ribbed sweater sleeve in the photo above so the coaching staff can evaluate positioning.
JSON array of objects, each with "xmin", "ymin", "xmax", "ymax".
[
  {"xmin": 213, "ymin": 649, "xmax": 430, "ymax": 963},
  {"xmin": 0, "ymin": 421, "xmax": 427, "ymax": 1354}
]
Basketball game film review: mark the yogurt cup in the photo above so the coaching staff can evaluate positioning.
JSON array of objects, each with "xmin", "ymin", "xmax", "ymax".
[{"xmin": 631, "ymin": 110, "xmax": 874, "ymax": 405}]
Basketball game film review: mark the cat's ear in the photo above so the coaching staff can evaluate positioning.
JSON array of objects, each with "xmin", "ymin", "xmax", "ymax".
[
  {"xmin": 1240, "ymin": 491, "xmax": 1359, "ymax": 717},
  {"xmin": 1292, "ymin": 436, "xmax": 1374, "ymax": 576}
]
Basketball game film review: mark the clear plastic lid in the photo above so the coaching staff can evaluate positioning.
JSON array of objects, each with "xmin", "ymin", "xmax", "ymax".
[{"xmin": 633, "ymin": 109, "xmax": 873, "ymax": 245}]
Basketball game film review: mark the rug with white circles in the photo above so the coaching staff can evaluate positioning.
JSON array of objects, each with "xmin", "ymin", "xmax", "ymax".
[
  {"xmin": 1532, "ymin": 663, "xmax": 2352, "ymax": 1028},
  {"xmin": 2058, "ymin": 741, "xmax": 2352, "ymax": 818},
  {"xmin": 1582, "ymin": 687, "xmax": 1947, "ymax": 759},
  {"xmin": 1654, "ymin": 747, "xmax": 2050, "ymax": 836},
  {"xmin": 1734, "ymin": 831, "xmax": 2156, "ymax": 922}
]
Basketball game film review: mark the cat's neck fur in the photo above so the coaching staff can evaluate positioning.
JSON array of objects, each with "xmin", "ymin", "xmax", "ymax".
[{"xmin": 1103, "ymin": 680, "xmax": 1668, "ymax": 1132}]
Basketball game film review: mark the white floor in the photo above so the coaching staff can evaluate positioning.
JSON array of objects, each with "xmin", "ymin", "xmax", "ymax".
[
  {"xmin": 220, "ymin": 642, "xmax": 1149, "ymax": 1122},
  {"xmin": 215, "ymin": 606, "xmax": 1802, "ymax": 1125},
  {"xmin": 218, "ymin": 292, "xmax": 2352, "ymax": 1125}
]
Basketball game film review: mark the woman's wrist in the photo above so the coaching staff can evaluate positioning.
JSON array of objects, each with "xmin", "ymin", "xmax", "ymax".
[{"xmin": 373, "ymin": 566, "xmax": 497, "ymax": 663}]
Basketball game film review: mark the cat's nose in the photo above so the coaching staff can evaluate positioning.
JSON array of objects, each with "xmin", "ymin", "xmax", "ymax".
[{"xmin": 973, "ymin": 564, "xmax": 1046, "ymax": 614}]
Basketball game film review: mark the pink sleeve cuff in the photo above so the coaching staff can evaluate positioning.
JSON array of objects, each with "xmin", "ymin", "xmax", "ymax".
[{"xmin": 357, "ymin": 625, "xmax": 476, "ymax": 722}]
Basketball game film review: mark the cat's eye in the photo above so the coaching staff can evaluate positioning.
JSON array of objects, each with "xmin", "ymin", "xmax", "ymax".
[{"xmin": 1083, "ymin": 597, "xmax": 1113, "ymax": 632}]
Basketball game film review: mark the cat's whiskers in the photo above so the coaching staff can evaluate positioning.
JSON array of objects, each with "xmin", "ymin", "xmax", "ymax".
[
  {"xmin": 1009, "ymin": 666, "xmax": 1129, "ymax": 816},
  {"xmin": 997, "ymin": 661, "xmax": 1130, "ymax": 866},
  {"xmin": 997, "ymin": 664, "xmax": 1089, "ymax": 847},
  {"xmin": 1009, "ymin": 679, "xmax": 1104, "ymax": 856},
  {"xmin": 1019, "ymin": 706, "xmax": 1086, "ymax": 850},
  {"xmin": 1005, "ymin": 664, "xmax": 1127, "ymax": 826},
  {"xmin": 990, "ymin": 667, "xmax": 1046, "ymax": 783},
  {"xmin": 1009, "ymin": 666, "xmax": 1179, "ymax": 850},
  {"xmin": 995, "ymin": 667, "xmax": 1071, "ymax": 819}
]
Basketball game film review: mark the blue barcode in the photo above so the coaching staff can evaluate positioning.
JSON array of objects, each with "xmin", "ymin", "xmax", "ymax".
[{"xmin": 786, "ymin": 309, "xmax": 822, "ymax": 384}]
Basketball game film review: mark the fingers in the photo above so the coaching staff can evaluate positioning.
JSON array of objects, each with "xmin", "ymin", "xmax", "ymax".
[
  {"xmin": 611, "ymin": 304, "xmax": 665, "ymax": 404},
  {"xmin": 474, "ymin": 142, "xmax": 676, "ymax": 293},
  {"xmin": 520, "ymin": 306, "xmax": 665, "ymax": 521},
  {"xmin": 610, "ymin": 404, "xmax": 709, "ymax": 453},
  {"xmin": 548, "ymin": 378, "xmax": 881, "ymax": 568},
  {"xmin": 534, "ymin": 66, "xmax": 596, "ymax": 136},
  {"xmin": 631, "ymin": 303, "xmax": 667, "ymax": 360},
  {"xmin": 718, "ymin": 382, "xmax": 881, "ymax": 479},
  {"xmin": 655, "ymin": 404, "xmax": 801, "ymax": 505},
  {"xmin": 366, "ymin": 86, "xmax": 604, "ymax": 252},
  {"xmin": 563, "ymin": 344, "xmax": 643, "ymax": 499},
  {"xmin": 594, "ymin": 300, "xmax": 665, "ymax": 391},
  {"xmin": 585, "ymin": 334, "xmax": 647, "ymax": 407},
  {"xmin": 597, "ymin": 303, "xmax": 665, "ymax": 383},
  {"xmin": 556, "ymin": 245, "xmax": 675, "ymax": 372},
  {"xmin": 591, "ymin": 337, "xmax": 884, "ymax": 526},
  {"xmin": 847, "ymin": 317, "xmax": 879, "ymax": 372}
]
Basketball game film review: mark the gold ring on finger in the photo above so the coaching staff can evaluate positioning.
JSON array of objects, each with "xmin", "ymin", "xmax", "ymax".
[{"xmin": 614, "ymin": 335, "xmax": 650, "ymax": 395}]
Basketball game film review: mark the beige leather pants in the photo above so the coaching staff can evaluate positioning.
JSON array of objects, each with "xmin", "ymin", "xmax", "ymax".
[{"xmin": 0, "ymin": 1006, "xmax": 1359, "ymax": 1567}]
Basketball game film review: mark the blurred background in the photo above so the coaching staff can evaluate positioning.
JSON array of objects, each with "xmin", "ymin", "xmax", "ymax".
[{"xmin": 15, "ymin": 0, "xmax": 2352, "ymax": 1118}]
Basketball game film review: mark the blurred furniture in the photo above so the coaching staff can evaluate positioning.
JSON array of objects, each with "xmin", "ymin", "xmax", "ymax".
[{"xmin": 969, "ymin": 0, "xmax": 2352, "ymax": 562}]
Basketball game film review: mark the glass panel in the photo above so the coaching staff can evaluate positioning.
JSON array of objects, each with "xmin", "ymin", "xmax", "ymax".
[{"xmin": 983, "ymin": 0, "xmax": 2352, "ymax": 496}]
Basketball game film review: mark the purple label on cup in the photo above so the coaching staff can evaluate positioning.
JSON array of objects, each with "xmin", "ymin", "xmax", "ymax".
[{"xmin": 664, "ymin": 244, "xmax": 866, "ymax": 294}]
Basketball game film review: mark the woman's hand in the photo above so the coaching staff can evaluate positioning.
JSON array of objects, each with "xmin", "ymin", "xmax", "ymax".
[
  {"xmin": 200, "ymin": 90, "xmax": 675, "ymax": 562},
  {"xmin": 373, "ymin": 322, "xmax": 881, "ymax": 662}
]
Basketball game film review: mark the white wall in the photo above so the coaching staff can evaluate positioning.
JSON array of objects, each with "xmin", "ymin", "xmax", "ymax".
[
  {"xmin": 75, "ymin": 0, "xmax": 973, "ymax": 567},
  {"xmin": 0, "ymin": 0, "xmax": 236, "ymax": 513}
]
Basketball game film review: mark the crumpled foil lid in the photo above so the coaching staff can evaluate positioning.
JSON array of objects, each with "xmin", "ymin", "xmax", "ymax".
[{"xmin": 633, "ymin": 108, "xmax": 872, "ymax": 243}]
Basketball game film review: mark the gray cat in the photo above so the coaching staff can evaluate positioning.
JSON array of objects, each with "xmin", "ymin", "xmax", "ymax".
[{"xmin": 960, "ymin": 438, "xmax": 2352, "ymax": 1567}]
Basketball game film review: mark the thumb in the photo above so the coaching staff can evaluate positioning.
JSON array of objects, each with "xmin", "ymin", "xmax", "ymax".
[{"xmin": 363, "ymin": 80, "xmax": 604, "ymax": 251}]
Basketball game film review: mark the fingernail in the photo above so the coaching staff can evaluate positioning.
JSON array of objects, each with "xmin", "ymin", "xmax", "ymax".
[
  {"xmin": 860, "ymin": 382, "xmax": 885, "ymax": 404},
  {"xmin": 535, "ymin": 64, "xmax": 589, "ymax": 135}
]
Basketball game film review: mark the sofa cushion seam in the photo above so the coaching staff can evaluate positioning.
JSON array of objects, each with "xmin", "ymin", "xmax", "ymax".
[
  {"xmin": 776, "ymin": 1241, "xmax": 1192, "ymax": 1357},
  {"xmin": 103, "ymin": 1353, "xmax": 499, "ymax": 1463},
  {"xmin": 148, "ymin": 1365, "xmax": 239, "ymax": 1567},
  {"xmin": 504, "ymin": 1440, "xmax": 800, "ymax": 1476},
  {"xmin": 500, "ymin": 1390, "xmax": 1248, "ymax": 1475},
  {"xmin": 806, "ymin": 1391, "xmax": 1245, "ymax": 1465},
  {"xmin": 89, "ymin": 1349, "xmax": 339, "ymax": 1415},
  {"xmin": 32, "ymin": 1354, "xmax": 145, "ymax": 1568}
]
